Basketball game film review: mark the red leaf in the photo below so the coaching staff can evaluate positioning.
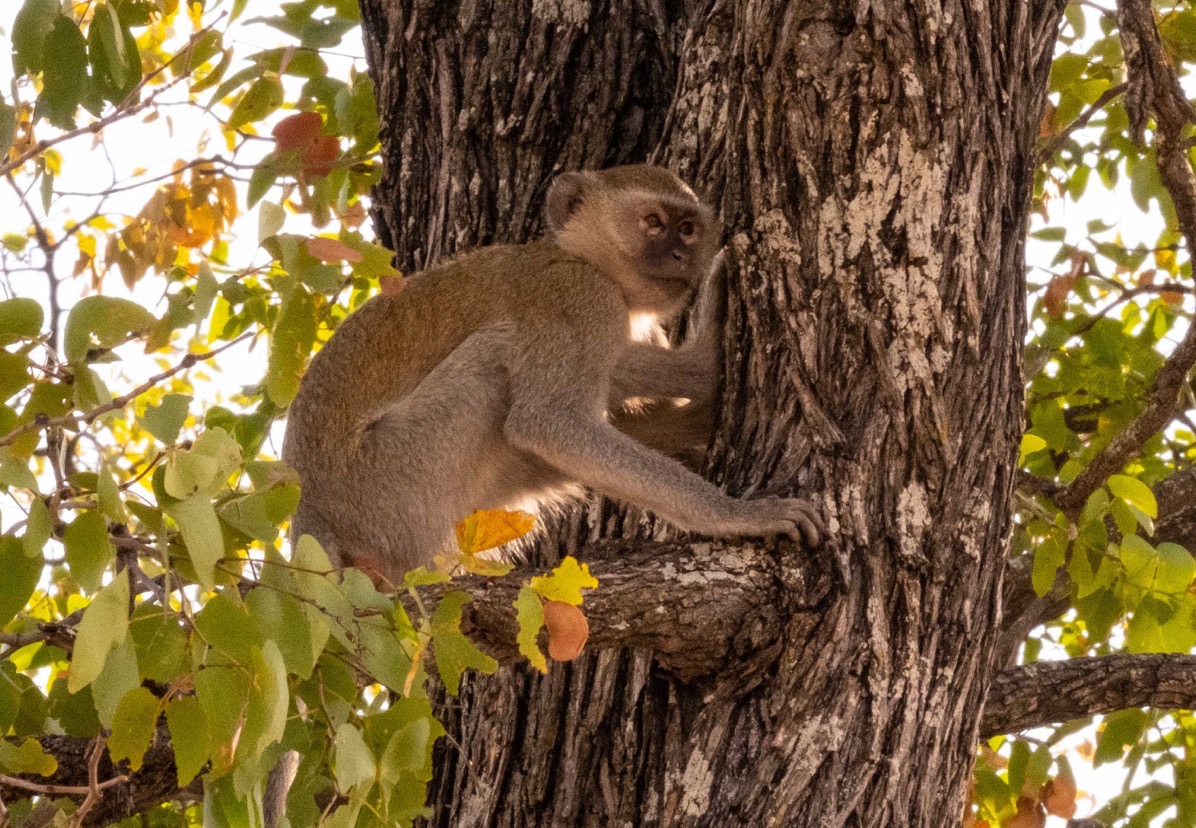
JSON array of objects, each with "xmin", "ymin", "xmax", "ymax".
[{"xmin": 272, "ymin": 112, "xmax": 323, "ymax": 151}]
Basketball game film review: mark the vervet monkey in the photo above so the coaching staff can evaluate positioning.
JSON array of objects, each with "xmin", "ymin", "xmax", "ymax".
[{"xmin": 282, "ymin": 165, "xmax": 824, "ymax": 583}]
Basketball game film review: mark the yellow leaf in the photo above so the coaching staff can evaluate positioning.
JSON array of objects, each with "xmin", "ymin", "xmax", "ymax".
[
  {"xmin": 529, "ymin": 556, "xmax": 598, "ymax": 606},
  {"xmin": 455, "ymin": 509, "xmax": 535, "ymax": 554}
]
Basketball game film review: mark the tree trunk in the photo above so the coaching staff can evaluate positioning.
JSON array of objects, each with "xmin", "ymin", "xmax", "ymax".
[{"xmin": 357, "ymin": 0, "xmax": 1066, "ymax": 824}]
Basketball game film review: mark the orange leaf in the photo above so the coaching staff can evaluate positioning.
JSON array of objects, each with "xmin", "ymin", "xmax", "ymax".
[
  {"xmin": 1041, "ymin": 774, "xmax": 1078, "ymax": 819},
  {"xmin": 302, "ymin": 135, "xmax": 340, "ymax": 177},
  {"xmin": 1138, "ymin": 268, "xmax": 1156, "ymax": 287},
  {"xmin": 543, "ymin": 601, "xmax": 589, "ymax": 661},
  {"xmin": 305, "ymin": 237, "xmax": 364, "ymax": 263},
  {"xmin": 455, "ymin": 509, "xmax": 536, "ymax": 554},
  {"xmin": 1043, "ymin": 273, "xmax": 1076, "ymax": 320},
  {"xmin": 1161, "ymin": 290, "xmax": 1184, "ymax": 305},
  {"xmin": 1005, "ymin": 797, "xmax": 1046, "ymax": 828},
  {"xmin": 272, "ymin": 111, "xmax": 323, "ymax": 151}
]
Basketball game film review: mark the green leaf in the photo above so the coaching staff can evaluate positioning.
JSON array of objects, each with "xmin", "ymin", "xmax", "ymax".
[
  {"xmin": 1018, "ymin": 433, "xmax": 1048, "ymax": 464},
  {"xmin": 128, "ymin": 604, "xmax": 189, "ymax": 684},
  {"xmin": 0, "ymin": 738, "xmax": 57, "ymax": 776},
  {"xmin": 191, "ymin": 426, "xmax": 243, "ymax": 480},
  {"xmin": 63, "ymin": 296, "xmax": 155, "ymax": 363},
  {"xmin": 38, "ymin": 16, "xmax": 89, "ymax": 129},
  {"xmin": 164, "ymin": 494, "xmax": 224, "ymax": 590},
  {"xmin": 242, "ymin": 641, "xmax": 288, "ymax": 765},
  {"xmin": 259, "ymin": 201, "xmax": 286, "ymax": 242},
  {"xmin": 429, "ymin": 592, "xmax": 497, "ymax": 693},
  {"xmin": 87, "ymin": 1, "xmax": 140, "ymax": 105},
  {"xmin": 1154, "ymin": 542, "xmax": 1195, "ymax": 594},
  {"xmin": 194, "ymin": 262, "xmax": 219, "ymax": 324},
  {"xmin": 46, "ymin": 677, "xmax": 101, "ymax": 738},
  {"xmin": 139, "ymin": 393, "xmax": 191, "ymax": 444},
  {"xmin": 165, "ymin": 697, "xmax": 210, "ymax": 786},
  {"xmin": 513, "ymin": 586, "xmax": 547, "ymax": 673},
  {"xmin": 195, "ymin": 661, "xmax": 250, "ymax": 777},
  {"xmin": 246, "ymin": 586, "xmax": 325, "ymax": 679},
  {"xmin": 164, "ymin": 451, "xmax": 220, "ymax": 499},
  {"xmin": 431, "ymin": 628, "xmax": 497, "ymax": 696},
  {"xmin": 217, "ymin": 481, "xmax": 300, "ymax": 542},
  {"xmin": 194, "ymin": 591, "xmax": 262, "ymax": 665},
  {"xmin": 1126, "ymin": 598, "xmax": 1167, "ymax": 654},
  {"xmin": 12, "ymin": 0, "xmax": 60, "ymax": 74},
  {"xmin": 226, "ymin": 76, "xmax": 284, "ymax": 131},
  {"xmin": 0, "ymin": 535, "xmax": 43, "ymax": 627},
  {"xmin": 379, "ymin": 717, "xmax": 431, "ymax": 782},
  {"xmin": 68, "ymin": 573, "xmax": 130, "ymax": 693},
  {"xmin": 1031, "ymin": 535, "xmax": 1065, "ymax": 597},
  {"xmin": 529, "ymin": 556, "xmax": 599, "ymax": 605},
  {"xmin": 333, "ymin": 723, "xmax": 375, "ymax": 793},
  {"xmin": 1107, "ymin": 474, "xmax": 1158, "ymax": 519},
  {"xmin": 0, "ymin": 352, "xmax": 29, "ymax": 403},
  {"xmin": 0, "ymin": 299, "xmax": 40, "ymax": 346},
  {"xmin": 23, "ymin": 497, "xmax": 52, "ymax": 555},
  {"xmin": 107, "ymin": 686, "xmax": 160, "ymax": 772},
  {"xmin": 91, "ymin": 636, "xmax": 140, "ymax": 727},
  {"xmin": 97, "ymin": 459, "xmax": 128, "ymax": 524},
  {"xmin": 247, "ymin": 162, "xmax": 280, "ymax": 208},
  {"xmin": 63, "ymin": 510, "xmax": 115, "ymax": 593},
  {"xmin": 0, "ymin": 446, "xmax": 38, "ymax": 491},
  {"xmin": 267, "ymin": 286, "xmax": 317, "ymax": 406},
  {"xmin": 1094, "ymin": 709, "xmax": 1149, "ymax": 766}
]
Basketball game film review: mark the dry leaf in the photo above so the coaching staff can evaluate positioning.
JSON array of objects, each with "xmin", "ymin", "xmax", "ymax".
[
  {"xmin": 543, "ymin": 600, "xmax": 589, "ymax": 661},
  {"xmin": 1041, "ymin": 774, "xmax": 1078, "ymax": 819},
  {"xmin": 272, "ymin": 111, "xmax": 323, "ymax": 151},
  {"xmin": 306, "ymin": 236, "xmax": 363, "ymax": 263}
]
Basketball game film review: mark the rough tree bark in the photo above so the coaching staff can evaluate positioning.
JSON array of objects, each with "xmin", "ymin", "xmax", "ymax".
[{"xmin": 357, "ymin": 0, "xmax": 1065, "ymax": 825}]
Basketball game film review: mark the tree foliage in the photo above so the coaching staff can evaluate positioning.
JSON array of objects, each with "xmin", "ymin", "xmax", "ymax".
[{"xmin": 0, "ymin": 0, "xmax": 1193, "ymax": 826}]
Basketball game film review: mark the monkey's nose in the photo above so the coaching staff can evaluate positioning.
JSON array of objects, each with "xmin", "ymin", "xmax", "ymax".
[{"xmin": 672, "ymin": 250, "xmax": 685, "ymax": 262}]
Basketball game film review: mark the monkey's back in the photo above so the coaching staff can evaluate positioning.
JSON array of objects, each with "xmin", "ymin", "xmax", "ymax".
[{"xmin": 282, "ymin": 241, "xmax": 629, "ymax": 569}]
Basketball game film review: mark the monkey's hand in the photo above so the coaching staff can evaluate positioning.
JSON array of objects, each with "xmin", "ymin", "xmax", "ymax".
[{"xmin": 727, "ymin": 496, "xmax": 824, "ymax": 547}]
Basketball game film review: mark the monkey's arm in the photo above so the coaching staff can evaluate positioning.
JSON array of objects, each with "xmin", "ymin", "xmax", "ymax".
[{"xmin": 506, "ymin": 402, "xmax": 819, "ymax": 543}]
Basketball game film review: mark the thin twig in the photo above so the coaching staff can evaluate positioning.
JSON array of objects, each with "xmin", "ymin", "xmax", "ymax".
[
  {"xmin": 0, "ymin": 331, "xmax": 256, "ymax": 448},
  {"xmin": 1039, "ymin": 82, "xmax": 1128, "ymax": 164},
  {"xmin": 0, "ymin": 771, "xmax": 128, "ymax": 798},
  {"xmin": 68, "ymin": 735, "xmax": 108, "ymax": 828}
]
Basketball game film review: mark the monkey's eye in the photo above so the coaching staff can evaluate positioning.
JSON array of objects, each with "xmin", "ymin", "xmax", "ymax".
[
  {"xmin": 643, "ymin": 214, "xmax": 666, "ymax": 235},
  {"xmin": 678, "ymin": 219, "xmax": 697, "ymax": 239}
]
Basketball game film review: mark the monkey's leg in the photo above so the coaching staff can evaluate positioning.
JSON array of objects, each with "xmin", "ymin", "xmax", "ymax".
[
  {"xmin": 610, "ymin": 342, "xmax": 718, "ymax": 403},
  {"xmin": 350, "ymin": 325, "xmax": 560, "ymax": 576},
  {"xmin": 610, "ymin": 399, "xmax": 713, "ymax": 467}
]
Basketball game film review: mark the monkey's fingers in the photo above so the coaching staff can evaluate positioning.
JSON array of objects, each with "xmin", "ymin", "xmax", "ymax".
[{"xmin": 785, "ymin": 500, "xmax": 825, "ymax": 547}]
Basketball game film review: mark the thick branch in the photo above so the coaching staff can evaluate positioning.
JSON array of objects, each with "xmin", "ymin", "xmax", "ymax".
[
  {"xmin": 982, "ymin": 654, "xmax": 1196, "ymax": 737},
  {"xmin": 1055, "ymin": 0, "xmax": 1196, "ymax": 515},
  {"xmin": 416, "ymin": 540, "xmax": 831, "ymax": 682}
]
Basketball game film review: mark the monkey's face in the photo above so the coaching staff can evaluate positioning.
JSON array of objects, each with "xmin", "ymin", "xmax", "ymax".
[
  {"xmin": 547, "ymin": 168, "xmax": 720, "ymax": 315},
  {"xmin": 609, "ymin": 195, "xmax": 718, "ymax": 314}
]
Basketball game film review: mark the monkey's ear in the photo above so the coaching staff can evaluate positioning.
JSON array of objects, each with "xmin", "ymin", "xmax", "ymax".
[{"xmin": 545, "ymin": 172, "xmax": 593, "ymax": 235}]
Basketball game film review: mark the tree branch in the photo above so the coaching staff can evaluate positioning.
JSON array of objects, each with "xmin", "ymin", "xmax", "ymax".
[
  {"xmin": 982, "ymin": 654, "xmax": 1196, "ymax": 737},
  {"xmin": 411, "ymin": 540, "xmax": 829, "ymax": 682}
]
